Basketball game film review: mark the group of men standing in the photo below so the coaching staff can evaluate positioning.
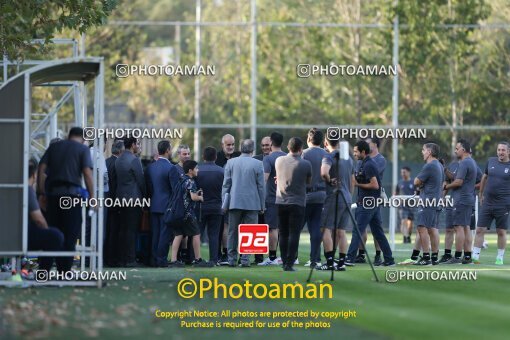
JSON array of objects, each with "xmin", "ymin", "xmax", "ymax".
[
  {"xmin": 400, "ymin": 140, "xmax": 509, "ymax": 266},
  {"xmin": 27, "ymin": 126, "xmax": 509, "ymax": 273}
]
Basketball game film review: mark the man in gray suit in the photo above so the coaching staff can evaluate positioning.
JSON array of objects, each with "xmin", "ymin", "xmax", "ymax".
[
  {"xmin": 114, "ymin": 136, "xmax": 146, "ymax": 267},
  {"xmin": 222, "ymin": 139, "xmax": 265, "ymax": 267}
]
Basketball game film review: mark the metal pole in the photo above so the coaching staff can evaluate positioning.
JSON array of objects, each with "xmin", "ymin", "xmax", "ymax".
[
  {"xmin": 2, "ymin": 54, "xmax": 7, "ymax": 83},
  {"xmin": 250, "ymin": 0, "xmax": 258, "ymax": 150},
  {"xmin": 194, "ymin": 0, "xmax": 201, "ymax": 161},
  {"xmin": 22, "ymin": 74, "xmax": 31, "ymax": 255},
  {"xmin": 80, "ymin": 35, "xmax": 88, "ymax": 269},
  {"xmin": 390, "ymin": 1, "xmax": 399, "ymax": 251},
  {"xmin": 73, "ymin": 38, "xmax": 83, "ymax": 130},
  {"xmin": 98, "ymin": 60, "xmax": 105, "ymax": 285},
  {"xmin": 175, "ymin": 24, "xmax": 181, "ymax": 65},
  {"xmin": 78, "ymin": 33, "xmax": 86, "ymax": 127}
]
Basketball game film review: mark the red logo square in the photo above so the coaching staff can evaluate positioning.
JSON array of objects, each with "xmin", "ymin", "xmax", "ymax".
[{"xmin": 238, "ymin": 224, "xmax": 269, "ymax": 254}]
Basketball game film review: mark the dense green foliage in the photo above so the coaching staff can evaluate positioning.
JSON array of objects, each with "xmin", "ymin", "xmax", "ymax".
[{"xmin": 3, "ymin": 0, "xmax": 510, "ymax": 161}]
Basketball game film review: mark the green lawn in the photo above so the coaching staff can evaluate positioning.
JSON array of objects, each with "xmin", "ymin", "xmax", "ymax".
[{"xmin": 1, "ymin": 233, "xmax": 509, "ymax": 340}]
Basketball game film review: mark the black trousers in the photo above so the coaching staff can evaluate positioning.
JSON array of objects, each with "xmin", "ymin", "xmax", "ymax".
[
  {"xmin": 255, "ymin": 213, "xmax": 265, "ymax": 262},
  {"xmin": 46, "ymin": 195, "xmax": 82, "ymax": 272},
  {"xmin": 106, "ymin": 208, "xmax": 121, "ymax": 266},
  {"xmin": 199, "ymin": 213, "xmax": 222, "ymax": 263},
  {"xmin": 28, "ymin": 224, "xmax": 64, "ymax": 271},
  {"xmin": 118, "ymin": 207, "xmax": 142, "ymax": 265},
  {"xmin": 278, "ymin": 204, "xmax": 305, "ymax": 267}
]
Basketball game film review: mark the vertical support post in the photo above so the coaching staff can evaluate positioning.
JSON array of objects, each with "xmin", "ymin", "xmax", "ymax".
[
  {"xmin": 3, "ymin": 54, "xmax": 8, "ymax": 83},
  {"xmin": 98, "ymin": 60, "xmax": 105, "ymax": 286},
  {"xmin": 193, "ymin": 0, "xmax": 201, "ymax": 161},
  {"xmin": 250, "ymin": 0, "xmax": 258, "ymax": 150},
  {"xmin": 175, "ymin": 24, "xmax": 181, "ymax": 65},
  {"xmin": 390, "ymin": 1, "xmax": 399, "ymax": 251},
  {"xmin": 79, "ymin": 34, "xmax": 88, "ymax": 271},
  {"xmin": 22, "ymin": 74, "xmax": 31, "ymax": 255},
  {"xmin": 49, "ymin": 108, "xmax": 57, "ymax": 140},
  {"xmin": 73, "ymin": 38, "xmax": 83, "ymax": 131},
  {"xmin": 77, "ymin": 33, "xmax": 87, "ymax": 127}
]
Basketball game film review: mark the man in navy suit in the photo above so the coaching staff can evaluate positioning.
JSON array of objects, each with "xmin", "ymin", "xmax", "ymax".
[
  {"xmin": 115, "ymin": 137, "xmax": 146, "ymax": 267},
  {"xmin": 195, "ymin": 146, "xmax": 224, "ymax": 265},
  {"xmin": 105, "ymin": 140, "xmax": 124, "ymax": 266},
  {"xmin": 146, "ymin": 140, "xmax": 181, "ymax": 267}
]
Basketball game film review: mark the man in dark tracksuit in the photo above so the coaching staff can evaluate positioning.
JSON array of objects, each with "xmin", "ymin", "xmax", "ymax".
[{"xmin": 346, "ymin": 140, "xmax": 395, "ymax": 267}]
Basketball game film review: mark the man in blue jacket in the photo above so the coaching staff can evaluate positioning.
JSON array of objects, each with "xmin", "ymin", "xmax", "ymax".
[{"xmin": 146, "ymin": 140, "xmax": 181, "ymax": 267}]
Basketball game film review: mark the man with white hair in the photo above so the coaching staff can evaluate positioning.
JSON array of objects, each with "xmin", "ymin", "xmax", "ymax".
[
  {"xmin": 216, "ymin": 134, "xmax": 241, "ymax": 168},
  {"xmin": 222, "ymin": 139, "xmax": 265, "ymax": 267}
]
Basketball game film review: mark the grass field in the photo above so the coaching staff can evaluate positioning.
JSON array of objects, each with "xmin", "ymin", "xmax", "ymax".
[{"xmin": 1, "ymin": 233, "xmax": 509, "ymax": 340}]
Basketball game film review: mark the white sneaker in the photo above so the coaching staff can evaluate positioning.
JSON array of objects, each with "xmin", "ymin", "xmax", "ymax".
[
  {"xmin": 482, "ymin": 241, "xmax": 489, "ymax": 249},
  {"xmin": 257, "ymin": 257, "xmax": 280, "ymax": 266},
  {"xmin": 275, "ymin": 257, "xmax": 283, "ymax": 265},
  {"xmin": 294, "ymin": 258, "xmax": 299, "ymax": 265}
]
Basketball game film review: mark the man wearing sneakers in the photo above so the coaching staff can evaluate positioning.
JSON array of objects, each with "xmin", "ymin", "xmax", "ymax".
[
  {"xmin": 259, "ymin": 132, "xmax": 286, "ymax": 266},
  {"xmin": 169, "ymin": 161, "xmax": 212, "ymax": 268},
  {"xmin": 473, "ymin": 142, "xmax": 510, "ymax": 265},
  {"xmin": 223, "ymin": 140, "xmax": 265, "ymax": 267},
  {"xmin": 356, "ymin": 137, "xmax": 386, "ymax": 265},
  {"xmin": 438, "ymin": 158, "xmax": 460, "ymax": 263},
  {"xmin": 396, "ymin": 166, "xmax": 415, "ymax": 244},
  {"xmin": 413, "ymin": 143, "xmax": 444, "ymax": 265},
  {"xmin": 302, "ymin": 128, "xmax": 328, "ymax": 268},
  {"xmin": 316, "ymin": 137, "xmax": 354, "ymax": 272},
  {"xmin": 443, "ymin": 139, "xmax": 477, "ymax": 264},
  {"xmin": 346, "ymin": 141, "xmax": 395, "ymax": 267},
  {"xmin": 275, "ymin": 137, "xmax": 312, "ymax": 271}
]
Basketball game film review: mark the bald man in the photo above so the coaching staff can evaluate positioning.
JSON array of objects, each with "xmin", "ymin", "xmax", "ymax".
[{"xmin": 254, "ymin": 136, "xmax": 271, "ymax": 161}]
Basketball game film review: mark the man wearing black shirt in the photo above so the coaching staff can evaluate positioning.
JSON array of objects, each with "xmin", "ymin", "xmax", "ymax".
[
  {"xmin": 216, "ymin": 134, "xmax": 241, "ymax": 168},
  {"xmin": 196, "ymin": 147, "xmax": 225, "ymax": 265},
  {"xmin": 37, "ymin": 127, "xmax": 94, "ymax": 273},
  {"xmin": 346, "ymin": 140, "xmax": 395, "ymax": 266},
  {"xmin": 316, "ymin": 137, "xmax": 353, "ymax": 271},
  {"xmin": 216, "ymin": 134, "xmax": 241, "ymax": 264}
]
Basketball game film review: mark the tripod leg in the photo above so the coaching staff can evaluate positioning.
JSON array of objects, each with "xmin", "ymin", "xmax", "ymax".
[
  {"xmin": 330, "ymin": 192, "xmax": 339, "ymax": 281},
  {"xmin": 339, "ymin": 191, "xmax": 380, "ymax": 282}
]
